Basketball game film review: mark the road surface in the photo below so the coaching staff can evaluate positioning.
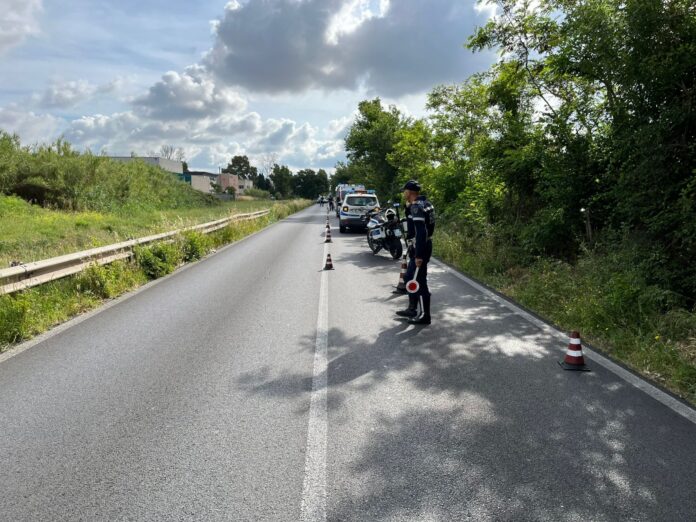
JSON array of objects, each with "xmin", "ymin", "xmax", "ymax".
[{"xmin": 1, "ymin": 205, "xmax": 695, "ymax": 521}]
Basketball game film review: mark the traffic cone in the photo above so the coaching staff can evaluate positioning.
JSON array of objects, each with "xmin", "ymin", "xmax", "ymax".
[
  {"xmin": 323, "ymin": 253, "xmax": 334, "ymax": 270},
  {"xmin": 325, "ymin": 227, "xmax": 332, "ymax": 243},
  {"xmin": 392, "ymin": 255, "xmax": 407, "ymax": 294},
  {"xmin": 558, "ymin": 331, "xmax": 591, "ymax": 371}
]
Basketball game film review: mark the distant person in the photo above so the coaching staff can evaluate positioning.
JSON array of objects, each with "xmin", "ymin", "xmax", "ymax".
[
  {"xmin": 319, "ymin": 196, "xmax": 325, "ymax": 207},
  {"xmin": 328, "ymin": 195, "xmax": 335, "ymax": 211},
  {"xmin": 396, "ymin": 180, "xmax": 435, "ymax": 325}
]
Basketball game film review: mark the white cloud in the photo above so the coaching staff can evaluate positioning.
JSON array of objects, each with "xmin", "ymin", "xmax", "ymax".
[
  {"xmin": 325, "ymin": 0, "xmax": 389, "ymax": 45},
  {"xmin": 0, "ymin": 0, "xmax": 42, "ymax": 54},
  {"xmin": 133, "ymin": 65, "xmax": 246, "ymax": 121},
  {"xmin": 38, "ymin": 80, "xmax": 97, "ymax": 109},
  {"xmin": 0, "ymin": 104, "xmax": 63, "ymax": 143},
  {"xmin": 325, "ymin": 115, "xmax": 353, "ymax": 139},
  {"xmin": 61, "ymin": 99, "xmax": 345, "ymax": 171}
]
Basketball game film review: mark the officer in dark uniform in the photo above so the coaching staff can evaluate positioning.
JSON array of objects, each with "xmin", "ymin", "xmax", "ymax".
[{"xmin": 396, "ymin": 180, "xmax": 435, "ymax": 325}]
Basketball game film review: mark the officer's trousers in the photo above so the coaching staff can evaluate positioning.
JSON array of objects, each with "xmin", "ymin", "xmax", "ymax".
[{"xmin": 404, "ymin": 240, "xmax": 432, "ymax": 317}]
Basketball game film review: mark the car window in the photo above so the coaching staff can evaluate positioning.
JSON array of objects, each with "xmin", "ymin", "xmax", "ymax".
[{"xmin": 346, "ymin": 196, "xmax": 377, "ymax": 207}]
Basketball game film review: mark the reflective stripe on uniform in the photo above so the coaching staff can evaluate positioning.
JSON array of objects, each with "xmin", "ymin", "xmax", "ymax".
[{"xmin": 412, "ymin": 217, "xmax": 426, "ymax": 221}]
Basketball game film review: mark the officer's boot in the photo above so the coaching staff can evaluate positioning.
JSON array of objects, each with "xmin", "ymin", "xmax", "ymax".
[
  {"xmin": 409, "ymin": 293, "xmax": 431, "ymax": 325},
  {"xmin": 396, "ymin": 294, "xmax": 418, "ymax": 318}
]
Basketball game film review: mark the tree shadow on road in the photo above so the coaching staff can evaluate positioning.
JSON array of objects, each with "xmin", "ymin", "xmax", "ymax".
[{"xmin": 236, "ymin": 254, "xmax": 696, "ymax": 521}]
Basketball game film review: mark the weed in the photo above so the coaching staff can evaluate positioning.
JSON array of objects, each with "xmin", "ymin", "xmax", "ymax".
[
  {"xmin": 180, "ymin": 231, "xmax": 212, "ymax": 262},
  {"xmin": 135, "ymin": 242, "xmax": 182, "ymax": 279}
]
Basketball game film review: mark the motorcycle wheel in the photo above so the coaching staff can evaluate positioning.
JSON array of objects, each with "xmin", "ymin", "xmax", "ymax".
[
  {"xmin": 367, "ymin": 232, "xmax": 381, "ymax": 254},
  {"xmin": 388, "ymin": 237, "xmax": 403, "ymax": 260}
]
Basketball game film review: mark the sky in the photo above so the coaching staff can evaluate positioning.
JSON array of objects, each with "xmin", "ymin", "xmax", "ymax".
[{"xmin": 0, "ymin": 0, "xmax": 496, "ymax": 172}]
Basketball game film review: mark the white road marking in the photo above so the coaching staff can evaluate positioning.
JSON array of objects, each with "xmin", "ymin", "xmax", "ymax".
[
  {"xmin": 433, "ymin": 260, "xmax": 696, "ymax": 425},
  {"xmin": 300, "ymin": 241, "xmax": 329, "ymax": 521}
]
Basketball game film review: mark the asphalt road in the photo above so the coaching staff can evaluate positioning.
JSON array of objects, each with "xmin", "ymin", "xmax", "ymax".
[{"xmin": 1, "ymin": 205, "xmax": 695, "ymax": 521}]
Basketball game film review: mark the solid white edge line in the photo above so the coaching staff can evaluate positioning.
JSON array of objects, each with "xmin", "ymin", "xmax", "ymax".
[
  {"xmin": 300, "ymin": 241, "xmax": 329, "ymax": 521},
  {"xmin": 432, "ymin": 259, "xmax": 696, "ymax": 426}
]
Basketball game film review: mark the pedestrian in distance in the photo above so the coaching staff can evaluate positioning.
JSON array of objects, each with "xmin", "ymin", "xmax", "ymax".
[
  {"xmin": 328, "ymin": 195, "xmax": 335, "ymax": 212},
  {"xmin": 396, "ymin": 180, "xmax": 435, "ymax": 325}
]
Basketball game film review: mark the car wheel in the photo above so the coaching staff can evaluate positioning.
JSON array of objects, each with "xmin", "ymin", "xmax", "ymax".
[{"xmin": 339, "ymin": 224, "xmax": 346, "ymax": 233}]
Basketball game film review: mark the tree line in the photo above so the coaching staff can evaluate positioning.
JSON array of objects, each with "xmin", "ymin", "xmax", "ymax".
[
  {"xmin": 220, "ymin": 154, "xmax": 329, "ymax": 200},
  {"xmin": 335, "ymin": 0, "xmax": 696, "ymax": 301}
]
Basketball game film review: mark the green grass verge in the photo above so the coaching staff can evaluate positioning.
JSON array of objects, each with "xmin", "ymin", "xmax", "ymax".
[
  {"xmin": 0, "ymin": 195, "xmax": 276, "ymax": 266},
  {"xmin": 0, "ymin": 200, "xmax": 311, "ymax": 351},
  {"xmin": 434, "ymin": 226, "xmax": 696, "ymax": 406}
]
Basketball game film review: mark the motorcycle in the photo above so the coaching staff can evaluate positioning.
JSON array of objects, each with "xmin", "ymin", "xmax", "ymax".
[{"xmin": 362, "ymin": 202, "xmax": 404, "ymax": 260}]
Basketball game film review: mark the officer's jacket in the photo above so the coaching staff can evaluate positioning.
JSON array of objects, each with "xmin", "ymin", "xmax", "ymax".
[
  {"xmin": 405, "ymin": 203, "xmax": 415, "ymax": 240},
  {"xmin": 411, "ymin": 195, "xmax": 435, "ymax": 259}
]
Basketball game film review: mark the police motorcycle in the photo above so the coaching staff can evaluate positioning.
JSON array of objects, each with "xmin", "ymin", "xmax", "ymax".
[{"xmin": 362, "ymin": 202, "xmax": 404, "ymax": 260}]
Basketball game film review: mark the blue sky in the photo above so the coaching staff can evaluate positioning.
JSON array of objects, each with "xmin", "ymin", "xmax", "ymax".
[{"xmin": 0, "ymin": 0, "xmax": 495, "ymax": 172}]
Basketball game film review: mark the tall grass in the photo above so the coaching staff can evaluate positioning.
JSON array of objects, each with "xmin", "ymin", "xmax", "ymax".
[{"xmin": 435, "ymin": 226, "xmax": 696, "ymax": 405}]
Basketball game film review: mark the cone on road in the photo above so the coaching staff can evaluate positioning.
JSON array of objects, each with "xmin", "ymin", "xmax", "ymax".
[
  {"xmin": 325, "ymin": 227, "xmax": 332, "ymax": 243},
  {"xmin": 558, "ymin": 331, "xmax": 591, "ymax": 371},
  {"xmin": 392, "ymin": 255, "xmax": 408, "ymax": 294},
  {"xmin": 323, "ymin": 253, "xmax": 334, "ymax": 270}
]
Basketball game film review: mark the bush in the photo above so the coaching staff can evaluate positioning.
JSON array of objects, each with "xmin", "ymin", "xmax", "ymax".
[
  {"xmin": 76, "ymin": 261, "xmax": 146, "ymax": 299},
  {"xmin": 180, "ymin": 231, "xmax": 212, "ymax": 262},
  {"xmin": 0, "ymin": 131, "xmax": 215, "ymax": 212},
  {"xmin": 135, "ymin": 242, "xmax": 182, "ymax": 279},
  {"xmin": 244, "ymin": 188, "xmax": 272, "ymax": 199}
]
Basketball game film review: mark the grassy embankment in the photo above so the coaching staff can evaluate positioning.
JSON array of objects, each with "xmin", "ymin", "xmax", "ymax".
[
  {"xmin": 0, "ymin": 195, "xmax": 275, "ymax": 266},
  {"xmin": 435, "ymin": 227, "xmax": 696, "ymax": 406},
  {"xmin": 0, "ymin": 199, "xmax": 309, "ymax": 351},
  {"xmin": 0, "ymin": 132, "xmax": 311, "ymax": 350}
]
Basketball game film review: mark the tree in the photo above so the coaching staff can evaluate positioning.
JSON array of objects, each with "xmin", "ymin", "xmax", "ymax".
[
  {"xmin": 270, "ymin": 164, "xmax": 293, "ymax": 198},
  {"xmin": 222, "ymin": 155, "xmax": 257, "ymax": 179},
  {"xmin": 292, "ymin": 168, "xmax": 330, "ymax": 199},
  {"xmin": 344, "ymin": 98, "xmax": 406, "ymax": 200},
  {"xmin": 467, "ymin": 0, "xmax": 696, "ymax": 292},
  {"xmin": 159, "ymin": 144, "xmax": 185, "ymax": 162}
]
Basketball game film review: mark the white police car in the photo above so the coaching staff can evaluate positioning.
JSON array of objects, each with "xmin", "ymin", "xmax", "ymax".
[{"xmin": 339, "ymin": 193, "xmax": 380, "ymax": 233}]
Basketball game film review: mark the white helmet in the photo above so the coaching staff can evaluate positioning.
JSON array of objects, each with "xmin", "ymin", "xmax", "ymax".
[{"xmin": 385, "ymin": 208, "xmax": 396, "ymax": 221}]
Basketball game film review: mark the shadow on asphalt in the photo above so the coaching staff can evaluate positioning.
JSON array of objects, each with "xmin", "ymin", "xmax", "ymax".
[{"xmin": 237, "ymin": 213, "xmax": 696, "ymax": 520}]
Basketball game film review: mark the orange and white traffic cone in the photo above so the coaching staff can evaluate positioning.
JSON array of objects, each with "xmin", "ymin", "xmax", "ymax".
[
  {"xmin": 323, "ymin": 253, "xmax": 334, "ymax": 270},
  {"xmin": 325, "ymin": 227, "xmax": 332, "ymax": 243},
  {"xmin": 559, "ymin": 331, "xmax": 591, "ymax": 371},
  {"xmin": 392, "ymin": 255, "xmax": 408, "ymax": 294}
]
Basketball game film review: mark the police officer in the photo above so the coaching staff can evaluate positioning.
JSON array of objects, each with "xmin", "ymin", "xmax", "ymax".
[{"xmin": 396, "ymin": 180, "xmax": 435, "ymax": 325}]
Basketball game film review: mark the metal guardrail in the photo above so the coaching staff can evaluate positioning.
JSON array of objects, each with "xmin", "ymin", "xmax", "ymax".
[{"xmin": 0, "ymin": 209, "xmax": 271, "ymax": 296}]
